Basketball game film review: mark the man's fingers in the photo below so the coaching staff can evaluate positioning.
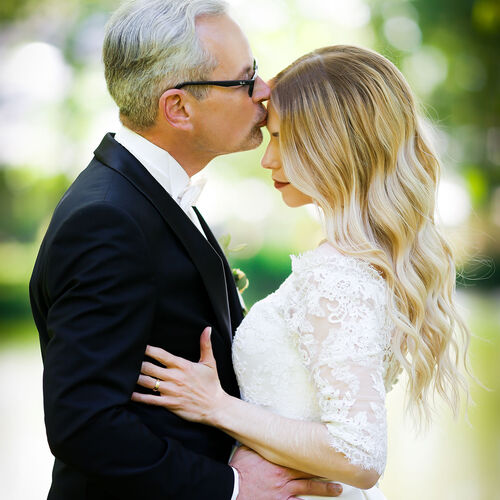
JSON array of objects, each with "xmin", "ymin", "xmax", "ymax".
[
  {"xmin": 288, "ymin": 479, "xmax": 343, "ymax": 497},
  {"xmin": 281, "ymin": 468, "xmax": 317, "ymax": 480}
]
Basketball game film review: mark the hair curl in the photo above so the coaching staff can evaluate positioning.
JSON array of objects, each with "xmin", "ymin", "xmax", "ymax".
[{"xmin": 272, "ymin": 45, "xmax": 472, "ymax": 425}]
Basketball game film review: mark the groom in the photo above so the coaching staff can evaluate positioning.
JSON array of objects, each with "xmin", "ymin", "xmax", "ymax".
[{"xmin": 29, "ymin": 1, "xmax": 342, "ymax": 499}]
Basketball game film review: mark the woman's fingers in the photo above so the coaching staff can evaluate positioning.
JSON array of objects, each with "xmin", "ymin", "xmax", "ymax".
[
  {"xmin": 199, "ymin": 327, "xmax": 216, "ymax": 367},
  {"xmin": 145, "ymin": 345, "xmax": 188, "ymax": 369},
  {"xmin": 136, "ymin": 374, "xmax": 159, "ymax": 390},
  {"xmin": 141, "ymin": 361, "xmax": 172, "ymax": 380},
  {"xmin": 131, "ymin": 391, "xmax": 168, "ymax": 407},
  {"xmin": 137, "ymin": 374, "xmax": 180, "ymax": 395},
  {"xmin": 140, "ymin": 362, "xmax": 187, "ymax": 388}
]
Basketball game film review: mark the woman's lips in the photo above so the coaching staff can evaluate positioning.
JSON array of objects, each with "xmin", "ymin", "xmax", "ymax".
[{"xmin": 273, "ymin": 180, "xmax": 290, "ymax": 190}]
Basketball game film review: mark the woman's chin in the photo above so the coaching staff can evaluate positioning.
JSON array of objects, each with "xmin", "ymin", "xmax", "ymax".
[{"xmin": 281, "ymin": 195, "xmax": 312, "ymax": 208}]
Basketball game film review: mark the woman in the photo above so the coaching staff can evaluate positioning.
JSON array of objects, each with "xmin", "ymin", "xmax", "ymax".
[{"xmin": 131, "ymin": 46, "xmax": 471, "ymax": 498}]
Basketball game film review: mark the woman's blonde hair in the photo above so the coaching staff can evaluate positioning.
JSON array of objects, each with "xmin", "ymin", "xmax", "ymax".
[{"xmin": 272, "ymin": 45, "xmax": 471, "ymax": 425}]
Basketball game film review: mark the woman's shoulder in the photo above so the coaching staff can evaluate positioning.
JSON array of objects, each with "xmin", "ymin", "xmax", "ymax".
[
  {"xmin": 284, "ymin": 242, "xmax": 394, "ymax": 350},
  {"xmin": 290, "ymin": 241, "xmax": 385, "ymax": 291}
]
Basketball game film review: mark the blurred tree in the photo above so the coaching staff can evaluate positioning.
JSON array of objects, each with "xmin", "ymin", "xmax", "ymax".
[
  {"xmin": 0, "ymin": 0, "xmax": 36, "ymax": 22},
  {"xmin": 371, "ymin": 0, "xmax": 500, "ymax": 205}
]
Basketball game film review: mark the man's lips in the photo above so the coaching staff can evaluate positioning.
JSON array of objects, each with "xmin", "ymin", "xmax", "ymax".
[{"xmin": 257, "ymin": 116, "xmax": 268, "ymax": 127}]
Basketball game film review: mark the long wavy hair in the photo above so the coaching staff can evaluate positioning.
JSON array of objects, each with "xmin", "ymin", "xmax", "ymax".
[{"xmin": 272, "ymin": 45, "xmax": 471, "ymax": 425}]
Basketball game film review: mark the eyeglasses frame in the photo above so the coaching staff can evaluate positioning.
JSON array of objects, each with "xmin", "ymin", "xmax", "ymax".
[{"xmin": 174, "ymin": 60, "xmax": 258, "ymax": 97}]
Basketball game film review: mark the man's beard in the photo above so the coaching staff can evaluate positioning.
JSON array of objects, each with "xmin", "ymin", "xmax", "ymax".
[
  {"xmin": 234, "ymin": 103, "xmax": 267, "ymax": 152},
  {"xmin": 236, "ymin": 123, "xmax": 264, "ymax": 152},
  {"xmin": 199, "ymin": 108, "xmax": 267, "ymax": 156}
]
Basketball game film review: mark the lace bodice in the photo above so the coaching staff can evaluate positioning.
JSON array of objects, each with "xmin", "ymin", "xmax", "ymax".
[{"xmin": 232, "ymin": 242, "xmax": 399, "ymax": 475}]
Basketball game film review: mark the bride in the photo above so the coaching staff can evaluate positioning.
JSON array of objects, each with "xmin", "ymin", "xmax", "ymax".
[{"xmin": 131, "ymin": 45, "xmax": 471, "ymax": 498}]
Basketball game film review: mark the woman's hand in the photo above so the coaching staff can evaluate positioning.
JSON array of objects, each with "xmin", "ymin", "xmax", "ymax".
[{"xmin": 132, "ymin": 327, "xmax": 228, "ymax": 424}]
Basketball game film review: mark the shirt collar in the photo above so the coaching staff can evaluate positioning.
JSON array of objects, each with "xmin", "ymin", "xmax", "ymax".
[{"xmin": 114, "ymin": 124, "xmax": 190, "ymax": 202}]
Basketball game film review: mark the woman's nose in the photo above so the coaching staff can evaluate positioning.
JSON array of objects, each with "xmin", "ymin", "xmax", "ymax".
[{"xmin": 261, "ymin": 148, "xmax": 279, "ymax": 170}]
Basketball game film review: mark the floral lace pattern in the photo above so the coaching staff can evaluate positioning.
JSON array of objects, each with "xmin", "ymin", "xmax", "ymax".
[{"xmin": 232, "ymin": 243, "xmax": 399, "ymax": 475}]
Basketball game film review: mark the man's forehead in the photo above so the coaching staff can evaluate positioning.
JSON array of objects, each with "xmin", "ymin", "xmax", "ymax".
[
  {"xmin": 209, "ymin": 50, "xmax": 253, "ymax": 79},
  {"xmin": 196, "ymin": 14, "xmax": 252, "ymax": 77}
]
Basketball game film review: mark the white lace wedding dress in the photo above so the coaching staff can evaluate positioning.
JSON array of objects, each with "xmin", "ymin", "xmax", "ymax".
[{"xmin": 232, "ymin": 242, "xmax": 400, "ymax": 499}]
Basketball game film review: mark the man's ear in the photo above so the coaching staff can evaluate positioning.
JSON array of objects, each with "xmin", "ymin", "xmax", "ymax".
[{"xmin": 159, "ymin": 89, "xmax": 194, "ymax": 131}]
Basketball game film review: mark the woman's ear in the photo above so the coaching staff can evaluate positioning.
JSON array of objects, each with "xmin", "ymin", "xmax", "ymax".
[{"xmin": 159, "ymin": 89, "xmax": 194, "ymax": 131}]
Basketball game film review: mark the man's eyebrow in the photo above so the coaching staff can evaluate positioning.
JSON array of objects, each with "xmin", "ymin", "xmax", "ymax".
[{"xmin": 237, "ymin": 62, "xmax": 254, "ymax": 79}]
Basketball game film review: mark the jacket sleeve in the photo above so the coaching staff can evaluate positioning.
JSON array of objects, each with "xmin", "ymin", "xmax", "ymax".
[{"xmin": 42, "ymin": 202, "xmax": 234, "ymax": 499}]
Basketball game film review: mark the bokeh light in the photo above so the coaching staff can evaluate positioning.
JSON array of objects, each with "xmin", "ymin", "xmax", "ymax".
[
  {"xmin": 383, "ymin": 16, "xmax": 422, "ymax": 51},
  {"xmin": 437, "ymin": 177, "xmax": 472, "ymax": 227},
  {"xmin": 402, "ymin": 45, "xmax": 448, "ymax": 95}
]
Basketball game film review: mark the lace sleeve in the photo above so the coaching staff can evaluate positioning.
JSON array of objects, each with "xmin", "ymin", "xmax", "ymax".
[{"xmin": 285, "ymin": 258, "xmax": 390, "ymax": 474}]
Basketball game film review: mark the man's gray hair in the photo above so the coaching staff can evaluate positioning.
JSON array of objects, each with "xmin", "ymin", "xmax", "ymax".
[{"xmin": 103, "ymin": 0, "xmax": 228, "ymax": 130}]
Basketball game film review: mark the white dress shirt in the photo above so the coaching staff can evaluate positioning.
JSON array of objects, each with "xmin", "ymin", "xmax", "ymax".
[
  {"xmin": 113, "ymin": 125, "xmax": 240, "ymax": 500},
  {"xmin": 114, "ymin": 125, "xmax": 207, "ymax": 237}
]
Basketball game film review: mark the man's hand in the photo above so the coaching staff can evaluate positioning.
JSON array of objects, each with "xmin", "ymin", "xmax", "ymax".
[{"xmin": 230, "ymin": 446, "xmax": 343, "ymax": 500}]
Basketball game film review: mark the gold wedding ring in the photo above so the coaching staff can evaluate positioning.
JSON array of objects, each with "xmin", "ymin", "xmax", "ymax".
[{"xmin": 153, "ymin": 378, "xmax": 161, "ymax": 392}]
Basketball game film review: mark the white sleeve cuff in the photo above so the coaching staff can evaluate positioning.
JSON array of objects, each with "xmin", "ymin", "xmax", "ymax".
[{"xmin": 230, "ymin": 466, "xmax": 240, "ymax": 500}]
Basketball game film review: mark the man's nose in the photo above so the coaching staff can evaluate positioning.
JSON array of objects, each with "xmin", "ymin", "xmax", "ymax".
[{"xmin": 252, "ymin": 76, "xmax": 270, "ymax": 103}]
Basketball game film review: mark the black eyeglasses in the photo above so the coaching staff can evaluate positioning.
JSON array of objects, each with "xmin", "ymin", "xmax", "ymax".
[{"xmin": 175, "ymin": 59, "xmax": 258, "ymax": 97}]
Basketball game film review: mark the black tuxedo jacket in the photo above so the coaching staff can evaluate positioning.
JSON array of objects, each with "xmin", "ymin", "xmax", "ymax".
[{"xmin": 29, "ymin": 133, "xmax": 243, "ymax": 500}]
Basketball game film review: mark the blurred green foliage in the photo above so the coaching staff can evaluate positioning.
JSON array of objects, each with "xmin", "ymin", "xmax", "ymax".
[{"xmin": 467, "ymin": 294, "xmax": 500, "ymax": 486}]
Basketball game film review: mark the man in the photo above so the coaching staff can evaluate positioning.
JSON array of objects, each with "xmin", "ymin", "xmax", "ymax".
[{"xmin": 29, "ymin": 1, "xmax": 343, "ymax": 498}]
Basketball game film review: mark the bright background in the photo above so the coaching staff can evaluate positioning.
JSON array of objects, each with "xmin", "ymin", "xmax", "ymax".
[{"xmin": 0, "ymin": 0, "xmax": 499, "ymax": 499}]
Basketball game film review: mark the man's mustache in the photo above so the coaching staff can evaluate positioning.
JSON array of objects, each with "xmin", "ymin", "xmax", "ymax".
[{"xmin": 255, "ymin": 105, "xmax": 268, "ymax": 127}]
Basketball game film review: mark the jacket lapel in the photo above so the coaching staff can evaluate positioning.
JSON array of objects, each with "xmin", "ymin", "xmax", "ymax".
[
  {"xmin": 93, "ymin": 134, "xmax": 232, "ymax": 344},
  {"xmin": 194, "ymin": 208, "xmax": 244, "ymax": 335}
]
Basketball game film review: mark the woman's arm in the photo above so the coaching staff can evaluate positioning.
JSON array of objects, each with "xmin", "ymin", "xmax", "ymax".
[
  {"xmin": 132, "ymin": 327, "xmax": 381, "ymax": 490},
  {"xmin": 211, "ymin": 390, "xmax": 380, "ymax": 489}
]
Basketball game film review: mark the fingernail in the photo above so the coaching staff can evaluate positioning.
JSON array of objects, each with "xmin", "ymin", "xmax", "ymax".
[
  {"xmin": 207, "ymin": 326, "xmax": 212, "ymax": 337},
  {"xmin": 330, "ymin": 483, "xmax": 342, "ymax": 494}
]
